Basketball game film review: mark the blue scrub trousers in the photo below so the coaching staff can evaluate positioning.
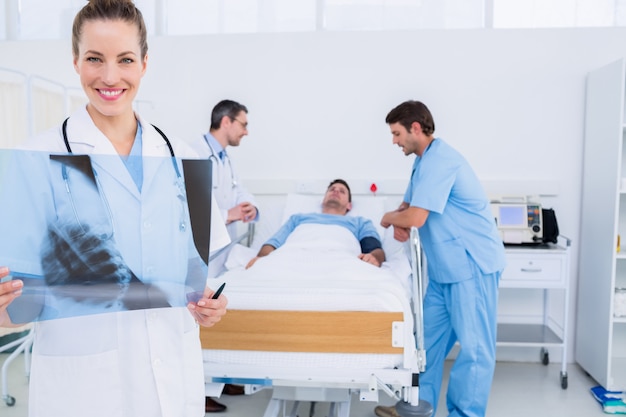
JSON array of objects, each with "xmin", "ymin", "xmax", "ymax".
[{"xmin": 419, "ymin": 265, "xmax": 501, "ymax": 417}]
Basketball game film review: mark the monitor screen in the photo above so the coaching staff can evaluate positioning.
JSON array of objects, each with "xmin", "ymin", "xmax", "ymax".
[{"xmin": 499, "ymin": 205, "xmax": 526, "ymax": 226}]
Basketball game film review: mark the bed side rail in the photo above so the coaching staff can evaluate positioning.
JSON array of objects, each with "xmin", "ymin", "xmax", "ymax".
[{"xmin": 409, "ymin": 226, "xmax": 426, "ymax": 373}]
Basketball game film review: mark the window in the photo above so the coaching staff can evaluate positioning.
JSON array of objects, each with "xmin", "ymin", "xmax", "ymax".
[
  {"xmin": 324, "ymin": 0, "xmax": 484, "ymax": 30},
  {"xmin": 0, "ymin": 0, "xmax": 6, "ymax": 40},
  {"xmin": 4, "ymin": 0, "xmax": 626, "ymax": 41},
  {"xmin": 493, "ymin": 0, "xmax": 625, "ymax": 28},
  {"xmin": 167, "ymin": 0, "xmax": 316, "ymax": 35},
  {"xmin": 15, "ymin": 0, "xmax": 156, "ymax": 40},
  {"xmin": 16, "ymin": 0, "xmax": 80, "ymax": 40}
]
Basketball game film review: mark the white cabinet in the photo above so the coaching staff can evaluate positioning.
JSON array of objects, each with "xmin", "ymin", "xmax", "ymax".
[
  {"xmin": 576, "ymin": 58, "xmax": 626, "ymax": 391},
  {"xmin": 498, "ymin": 239, "xmax": 571, "ymax": 389},
  {"xmin": 502, "ymin": 250, "xmax": 567, "ymax": 288}
]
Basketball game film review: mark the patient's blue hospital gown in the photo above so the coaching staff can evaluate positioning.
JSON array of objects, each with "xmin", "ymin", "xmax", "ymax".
[
  {"xmin": 404, "ymin": 138, "xmax": 506, "ymax": 417},
  {"xmin": 265, "ymin": 212, "xmax": 381, "ymax": 249}
]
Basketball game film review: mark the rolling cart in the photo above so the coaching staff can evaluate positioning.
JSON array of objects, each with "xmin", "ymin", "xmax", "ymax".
[{"xmin": 497, "ymin": 235, "xmax": 571, "ymax": 389}]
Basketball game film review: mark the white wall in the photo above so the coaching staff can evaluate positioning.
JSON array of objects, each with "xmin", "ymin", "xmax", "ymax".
[{"xmin": 2, "ymin": 27, "xmax": 626, "ymax": 362}]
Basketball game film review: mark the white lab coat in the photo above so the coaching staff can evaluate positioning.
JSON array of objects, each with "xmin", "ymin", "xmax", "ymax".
[
  {"xmin": 1, "ymin": 106, "xmax": 230, "ymax": 417},
  {"xmin": 190, "ymin": 134, "xmax": 257, "ymax": 277}
]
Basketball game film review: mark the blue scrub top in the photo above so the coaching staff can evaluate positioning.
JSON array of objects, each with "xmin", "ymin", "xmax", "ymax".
[{"xmin": 404, "ymin": 138, "xmax": 505, "ymax": 283}]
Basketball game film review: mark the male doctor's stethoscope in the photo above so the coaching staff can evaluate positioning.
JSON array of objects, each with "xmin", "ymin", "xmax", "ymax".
[{"xmin": 203, "ymin": 134, "xmax": 237, "ymax": 189}]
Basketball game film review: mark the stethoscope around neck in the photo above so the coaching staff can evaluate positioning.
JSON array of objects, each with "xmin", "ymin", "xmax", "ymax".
[
  {"xmin": 60, "ymin": 117, "xmax": 187, "ymax": 234},
  {"xmin": 61, "ymin": 118, "xmax": 181, "ymax": 177},
  {"xmin": 204, "ymin": 134, "xmax": 237, "ymax": 189}
]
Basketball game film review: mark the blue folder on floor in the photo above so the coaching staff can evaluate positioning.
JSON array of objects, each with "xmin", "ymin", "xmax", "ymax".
[{"xmin": 591, "ymin": 385, "xmax": 626, "ymax": 414}]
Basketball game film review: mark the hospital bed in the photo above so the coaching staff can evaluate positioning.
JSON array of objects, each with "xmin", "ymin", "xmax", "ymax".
[{"xmin": 200, "ymin": 193, "xmax": 429, "ymax": 417}]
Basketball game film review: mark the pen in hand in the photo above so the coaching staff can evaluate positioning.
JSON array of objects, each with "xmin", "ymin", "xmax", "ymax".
[{"xmin": 212, "ymin": 282, "xmax": 226, "ymax": 299}]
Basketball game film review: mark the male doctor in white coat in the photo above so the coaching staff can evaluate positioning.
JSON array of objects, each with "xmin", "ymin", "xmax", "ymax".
[
  {"xmin": 193, "ymin": 99, "xmax": 259, "ymax": 279},
  {"xmin": 192, "ymin": 99, "xmax": 258, "ymax": 412}
]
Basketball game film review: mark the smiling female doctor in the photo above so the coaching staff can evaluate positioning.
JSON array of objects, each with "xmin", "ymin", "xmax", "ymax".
[{"xmin": 0, "ymin": 1, "xmax": 230, "ymax": 416}]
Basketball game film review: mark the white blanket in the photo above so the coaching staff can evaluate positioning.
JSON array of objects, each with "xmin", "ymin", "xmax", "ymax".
[{"xmin": 216, "ymin": 223, "xmax": 412, "ymax": 312}]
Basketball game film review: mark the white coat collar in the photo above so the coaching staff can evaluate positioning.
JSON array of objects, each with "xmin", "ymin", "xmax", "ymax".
[{"xmin": 64, "ymin": 106, "xmax": 175, "ymax": 199}]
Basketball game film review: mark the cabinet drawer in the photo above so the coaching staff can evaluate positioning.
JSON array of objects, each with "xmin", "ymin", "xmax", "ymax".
[{"xmin": 501, "ymin": 256, "xmax": 564, "ymax": 288}]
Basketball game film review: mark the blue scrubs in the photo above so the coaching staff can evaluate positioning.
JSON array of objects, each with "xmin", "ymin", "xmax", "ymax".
[{"xmin": 404, "ymin": 139, "xmax": 505, "ymax": 417}]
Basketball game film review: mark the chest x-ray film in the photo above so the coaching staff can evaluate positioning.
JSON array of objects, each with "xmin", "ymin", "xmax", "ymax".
[{"xmin": 0, "ymin": 149, "xmax": 213, "ymax": 323}]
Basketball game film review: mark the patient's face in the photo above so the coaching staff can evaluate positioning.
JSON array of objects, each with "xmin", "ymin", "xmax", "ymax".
[{"xmin": 322, "ymin": 183, "xmax": 352, "ymax": 214}]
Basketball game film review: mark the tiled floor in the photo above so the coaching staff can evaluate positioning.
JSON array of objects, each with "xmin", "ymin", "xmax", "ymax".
[{"xmin": 1, "ymin": 352, "xmax": 609, "ymax": 416}]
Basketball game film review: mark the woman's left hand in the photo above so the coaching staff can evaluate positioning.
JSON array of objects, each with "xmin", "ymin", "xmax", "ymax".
[{"xmin": 187, "ymin": 286, "xmax": 228, "ymax": 327}]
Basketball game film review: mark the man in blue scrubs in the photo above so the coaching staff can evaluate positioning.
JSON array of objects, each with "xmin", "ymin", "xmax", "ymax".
[{"xmin": 377, "ymin": 100, "xmax": 506, "ymax": 417}]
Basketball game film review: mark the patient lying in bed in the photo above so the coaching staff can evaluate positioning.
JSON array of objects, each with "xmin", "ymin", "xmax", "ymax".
[{"xmin": 246, "ymin": 179, "xmax": 386, "ymax": 269}]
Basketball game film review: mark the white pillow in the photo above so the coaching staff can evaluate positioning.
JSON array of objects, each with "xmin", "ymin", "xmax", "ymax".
[{"xmin": 281, "ymin": 193, "xmax": 387, "ymax": 237}]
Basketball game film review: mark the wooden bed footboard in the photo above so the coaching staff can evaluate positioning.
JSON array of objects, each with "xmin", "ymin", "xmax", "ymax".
[{"xmin": 200, "ymin": 310, "xmax": 404, "ymax": 354}]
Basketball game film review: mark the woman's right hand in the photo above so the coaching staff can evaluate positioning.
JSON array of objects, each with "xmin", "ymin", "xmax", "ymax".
[{"xmin": 0, "ymin": 267, "xmax": 23, "ymax": 327}]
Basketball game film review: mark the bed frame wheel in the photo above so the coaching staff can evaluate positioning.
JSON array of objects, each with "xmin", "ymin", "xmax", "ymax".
[
  {"xmin": 394, "ymin": 399, "xmax": 433, "ymax": 417},
  {"xmin": 540, "ymin": 347, "xmax": 549, "ymax": 365},
  {"xmin": 560, "ymin": 372, "xmax": 568, "ymax": 389},
  {"xmin": 3, "ymin": 395, "xmax": 16, "ymax": 406}
]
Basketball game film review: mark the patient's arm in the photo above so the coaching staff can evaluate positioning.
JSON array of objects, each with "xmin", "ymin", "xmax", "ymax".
[
  {"xmin": 358, "ymin": 236, "xmax": 385, "ymax": 267},
  {"xmin": 245, "ymin": 244, "xmax": 276, "ymax": 269},
  {"xmin": 358, "ymin": 248, "xmax": 385, "ymax": 267}
]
